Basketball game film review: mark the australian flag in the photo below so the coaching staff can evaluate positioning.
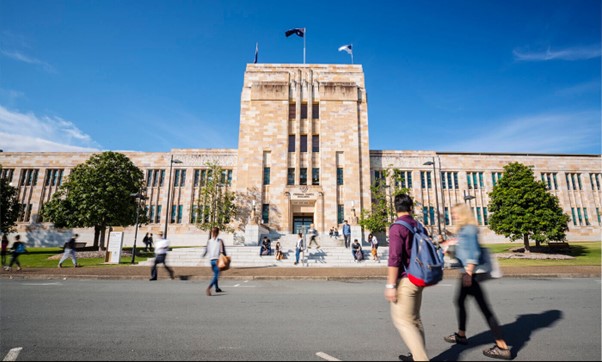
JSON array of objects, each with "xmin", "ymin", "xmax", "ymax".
[{"xmin": 285, "ymin": 28, "xmax": 305, "ymax": 38}]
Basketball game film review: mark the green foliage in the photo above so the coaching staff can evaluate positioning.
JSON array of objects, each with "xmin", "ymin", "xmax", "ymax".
[
  {"xmin": 42, "ymin": 152, "xmax": 145, "ymax": 244},
  {"xmin": 488, "ymin": 162, "xmax": 570, "ymax": 248},
  {"xmin": 359, "ymin": 169, "xmax": 410, "ymax": 233},
  {"xmin": 194, "ymin": 163, "xmax": 237, "ymax": 233},
  {"xmin": 0, "ymin": 165, "xmax": 20, "ymax": 233}
]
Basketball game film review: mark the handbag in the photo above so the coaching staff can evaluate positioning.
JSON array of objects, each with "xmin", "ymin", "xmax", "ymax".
[
  {"xmin": 474, "ymin": 247, "xmax": 502, "ymax": 282},
  {"xmin": 217, "ymin": 254, "xmax": 231, "ymax": 271}
]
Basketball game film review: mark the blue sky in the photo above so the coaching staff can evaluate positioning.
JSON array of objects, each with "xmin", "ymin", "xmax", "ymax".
[{"xmin": 1, "ymin": 0, "xmax": 600, "ymax": 154}]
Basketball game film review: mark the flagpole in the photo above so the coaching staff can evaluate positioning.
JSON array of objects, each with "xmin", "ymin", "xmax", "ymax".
[{"xmin": 303, "ymin": 28, "xmax": 306, "ymax": 64}]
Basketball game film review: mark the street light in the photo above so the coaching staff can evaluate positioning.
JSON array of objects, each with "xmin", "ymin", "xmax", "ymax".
[
  {"xmin": 463, "ymin": 191, "xmax": 476, "ymax": 203},
  {"xmin": 385, "ymin": 184, "xmax": 394, "ymax": 223},
  {"xmin": 423, "ymin": 158, "xmax": 442, "ymax": 237},
  {"xmin": 130, "ymin": 191, "xmax": 147, "ymax": 264},
  {"xmin": 164, "ymin": 155, "xmax": 183, "ymax": 238}
]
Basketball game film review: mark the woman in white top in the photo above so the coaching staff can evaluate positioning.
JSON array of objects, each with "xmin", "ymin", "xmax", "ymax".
[
  {"xmin": 294, "ymin": 232, "xmax": 304, "ymax": 265},
  {"xmin": 369, "ymin": 233, "xmax": 379, "ymax": 262},
  {"xmin": 203, "ymin": 227, "xmax": 226, "ymax": 296}
]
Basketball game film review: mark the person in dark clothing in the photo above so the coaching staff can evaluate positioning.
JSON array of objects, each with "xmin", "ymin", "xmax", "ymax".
[
  {"xmin": 59, "ymin": 234, "xmax": 80, "ymax": 268},
  {"xmin": 1, "ymin": 234, "xmax": 9, "ymax": 267},
  {"xmin": 5, "ymin": 235, "xmax": 26, "ymax": 271}
]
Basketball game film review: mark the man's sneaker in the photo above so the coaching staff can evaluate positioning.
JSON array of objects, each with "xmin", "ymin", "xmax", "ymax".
[
  {"xmin": 398, "ymin": 353, "xmax": 413, "ymax": 361},
  {"xmin": 58, "ymin": 264, "xmax": 63, "ymax": 268},
  {"xmin": 444, "ymin": 332, "xmax": 468, "ymax": 345},
  {"xmin": 483, "ymin": 345, "xmax": 512, "ymax": 360}
]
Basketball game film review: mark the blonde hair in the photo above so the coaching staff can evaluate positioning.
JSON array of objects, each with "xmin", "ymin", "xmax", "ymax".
[{"xmin": 452, "ymin": 203, "xmax": 478, "ymax": 232}]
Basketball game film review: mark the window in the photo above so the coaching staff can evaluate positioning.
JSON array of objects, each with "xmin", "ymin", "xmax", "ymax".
[
  {"xmin": 301, "ymin": 103, "xmax": 307, "ymax": 119},
  {"xmin": 312, "ymin": 168, "xmax": 320, "ymax": 185},
  {"xmin": 18, "ymin": 203, "xmax": 32, "ymax": 222},
  {"xmin": 337, "ymin": 204, "xmax": 344, "ymax": 225},
  {"xmin": 156, "ymin": 205, "xmax": 162, "ymax": 223},
  {"xmin": 374, "ymin": 170, "xmax": 386, "ymax": 187},
  {"xmin": 1, "ymin": 168, "xmax": 14, "ymax": 182},
  {"xmin": 590, "ymin": 173, "xmax": 601, "ymax": 191},
  {"xmin": 483, "ymin": 207, "xmax": 489, "ymax": 225},
  {"xmin": 191, "ymin": 205, "xmax": 199, "ymax": 223},
  {"xmin": 491, "ymin": 172, "xmax": 503, "ymax": 186},
  {"xmin": 312, "ymin": 103, "xmax": 319, "ymax": 119},
  {"xmin": 149, "ymin": 205, "xmax": 155, "ymax": 223},
  {"xmin": 262, "ymin": 204, "xmax": 270, "ymax": 224},
  {"xmin": 287, "ymin": 168, "xmax": 295, "ymax": 185},
  {"xmin": 395, "ymin": 170, "xmax": 412, "ymax": 189},
  {"xmin": 300, "ymin": 168, "xmax": 307, "ymax": 185},
  {"xmin": 44, "ymin": 169, "xmax": 63, "ymax": 186},
  {"xmin": 171, "ymin": 205, "xmax": 177, "ymax": 223},
  {"xmin": 567, "ymin": 173, "xmax": 582, "ymax": 190},
  {"xmin": 541, "ymin": 172, "xmax": 558, "ymax": 190},
  {"xmin": 148, "ymin": 169, "xmax": 165, "ymax": 187},
  {"xmin": 442, "ymin": 171, "xmax": 458, "ymax": 189},
  {"xmin": 193, "ymin": 170, "xmax": 201, "ymax": 187},
  {"xmin": 263, "ymin": 167, "xmax": 270, "ymax": 185},
  {"xmin": 337, "ymin": 168, "xmax": 344, "ymax": 185},
  {"xmin": 597, "ymin": 208, "xmax": 601, "ymax": 225},
  {"xmin": 444, "ymin": 207, "xmax": 450, "ymax": 225},
  {"xmin": 467, "ymin": 172, "xmax": 484, "ymax": 189},
  {"xmin": 422, "ymin": 207, "xmax": 429, "ymax": 225},
  {"xmin": 584, "ymin": 208, "xmax": 590, "ymax": 226},
  {"xmin": 177, "ymin": 205, "xmax": 183, "ymax": 223},
  {"xmin": 19, "ymin": 169, "xmax": 39, "ymax": 186},
  {"xmin": 421, "ymin": 171, "xmax": 432, "ymax": 189},
  {"xmin": 571, "ymin": 208, "xmax": 577, "ymax": 226},
  {"xmin": 476, "ymin": 207, "xmax": 483, "ymax": 225},
  {"xmin": 312, "ymin": 135, "xmax": 319, "ymax": 152},
  {"xmin": 289, "ymin": 103, "xmax": 296, "ymax": 119},
  {"xmin": 300, "ymin": 135, "xmax": 308, "ymax": 152},
  {"xmin": 288, "ymin": 135, "xmax": 295, "ymax": 152},
  {"xmin": 174, "ymin": 169, "xmax": 186, "ymax": 187}
]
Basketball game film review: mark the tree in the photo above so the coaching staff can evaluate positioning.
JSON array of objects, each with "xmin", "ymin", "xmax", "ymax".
[
  {"xmin": 488, "ymin": 162, "xmax": 570, "ymax": 252},
  {"xmin": 42, "ymin": 152, "xmax": 145, "ymax": 250},
  {"xmin": 359, "ymin": 169, "xmax": 410, "ymax": 234},
  {"xmin": 193, "ymin": 163, "xmax": 237, "ymax": 234},
  {"xmin": 0, "ymin": 165, "xmax": 19, "ymax": 233}
]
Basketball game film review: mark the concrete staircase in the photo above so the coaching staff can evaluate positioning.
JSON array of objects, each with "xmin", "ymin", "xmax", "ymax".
[{"xmin": 139, "ymin": 245, "xmax": 389, "ymax": 268}]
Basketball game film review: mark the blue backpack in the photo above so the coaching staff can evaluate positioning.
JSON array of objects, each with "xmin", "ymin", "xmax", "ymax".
[{"xmin": 393, "ymin": 220, "xmax": 444, "ymax": 287}]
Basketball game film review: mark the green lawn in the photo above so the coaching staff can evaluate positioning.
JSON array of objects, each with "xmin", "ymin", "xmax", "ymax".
[
  {"xmin": 488, "ymin": 242, "xmax": 601, "ymax": 267},
  {"xmin": 4, "ymin": 247, "xmax": 152, "ymax": 268}
]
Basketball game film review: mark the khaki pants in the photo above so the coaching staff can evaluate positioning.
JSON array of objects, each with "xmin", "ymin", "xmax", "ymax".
[{"xmin": 390, "ymin": 278, "xmax": 428, "ymax": 361}]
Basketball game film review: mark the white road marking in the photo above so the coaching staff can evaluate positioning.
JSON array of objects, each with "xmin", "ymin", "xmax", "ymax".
[
  {"xmin": 21, "ymin": 282, "xmax": 62, "ymax": 286},
  {"xmin": 316, "ymin": 352, "xmax": 341, "ymax": 361},
  {"xmin": 233, "ymin": 284, "xmax": 240, "ymax": 287},
  {"xmin": 3, "ymin": 347, "xmax": 22, "ymax": 361}
]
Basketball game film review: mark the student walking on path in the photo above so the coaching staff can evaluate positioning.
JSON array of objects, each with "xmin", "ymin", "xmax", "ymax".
[
  {"xmin": 149, "ymin": 231, "xmax": 175, "ymax": 281},
  {"xmin": 342, "ymin": 220, "xmax": 351, "ymax": 248},
  {"xmin": 203, "ymin": 227, "xmax": 226, "ymax": 296},
  {"xmin": 294, "ymin": 232, "xmax": 304, "ymax": 265},
  {"xmin": 5, "ymin": 235, "xmax": 26, "ymax": 271},
  {"xmin": 1, "ymin": 234, "xmax": 8, "ymax": 267},
  {"xmin": 384, "ymin": 194, "xmax": 429, "ymax": 362},
  {"xmin": 58, "ymin": 234, "xmax": 80, "ymax": 268},
  {"xmin": 443, "ymin": 203, "xmax": 511, "ymax": 360}
]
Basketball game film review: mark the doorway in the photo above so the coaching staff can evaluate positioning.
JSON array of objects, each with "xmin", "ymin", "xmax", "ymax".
[{"xmin": 293, "ymin": 214, "xmax": 314, "ymax": 234}]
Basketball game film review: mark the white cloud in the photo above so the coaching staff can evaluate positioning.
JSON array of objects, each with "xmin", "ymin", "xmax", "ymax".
[
  {"xmin": 0, "ymin": 49, "xmax": 56, "ymax": 73},
  {"xmin": 513, "ymin": 45, "xmax": 601, "ymax": 62},
  {"xmin": 438, "ymin": 111, "xmax": 601, "ymax": 154},
  {"xmin": 0, "ymin": 105, "xmax": 101, "ymax": 152}
]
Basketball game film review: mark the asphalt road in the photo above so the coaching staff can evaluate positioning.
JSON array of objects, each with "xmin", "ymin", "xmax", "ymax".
[{"xmin": 1, "ymin": 277, "xmax": 600, "ymax": 361}]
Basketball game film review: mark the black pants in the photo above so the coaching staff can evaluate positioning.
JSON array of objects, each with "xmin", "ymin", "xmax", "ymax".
[
  {"xmin": 455, "ymin": 275, "xmax": 503, "ymax": 340},
  {"xmin": 150, "ymin": 254, "xmax": 174, "ymax": 280}
]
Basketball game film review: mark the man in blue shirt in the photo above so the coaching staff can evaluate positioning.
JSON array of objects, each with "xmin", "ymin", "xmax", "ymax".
[{"xmin": 342, "ymin": 220, "xmax": 351, "ymax": 248}]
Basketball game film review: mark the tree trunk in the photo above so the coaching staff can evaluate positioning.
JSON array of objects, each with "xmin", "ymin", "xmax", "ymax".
[
  {"xmin": 523, "ymin": 234, "xmax": 530, "ymax": 253},
  {"xmin": 535, "ymin": 239, "xmax": 541, "ymax": 247},
  {"xmin": 93, "ymin": 226, "xmax": 100, "ymax": 250},
  {"xmin": 99, "ymin": 226, "xmax": 106, "ymax": 251}
]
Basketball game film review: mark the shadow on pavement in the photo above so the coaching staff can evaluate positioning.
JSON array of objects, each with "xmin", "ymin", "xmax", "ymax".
[{"xmin": 431, "ymin": 309, "xmax": 563, "ymax": 361}]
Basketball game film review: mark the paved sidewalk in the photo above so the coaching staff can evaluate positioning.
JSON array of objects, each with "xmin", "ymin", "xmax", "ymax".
[{"xmin": 0, "ymin": 264, "xmax": 599, "ymax": 281}]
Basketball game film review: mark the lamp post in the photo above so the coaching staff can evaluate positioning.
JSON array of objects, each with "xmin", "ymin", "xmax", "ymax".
[
  {"xmin": 164, "ymin": 155, "xmax": 183, "ymax": 238},
  {"xmin": 423, "ymin": 158, "xmax": 442, "ymax": 237},
  {"xmin": 130, "ymin": 191, "xmax": 147, "ymax": 264},
  {"xmin": 385, "ymin": 184, "xmax": 394, "ymax": 223},
  {"xmin": 463, "ymin": 190, "xmax": 476, "ymax": 204},
  {"xmin": 438, "ymin": 155, "xmax": 447, "ymax": 238}
]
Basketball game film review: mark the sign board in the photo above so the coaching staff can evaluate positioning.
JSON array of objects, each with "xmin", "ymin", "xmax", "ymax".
[{"xmin": 107, "ymin": 232, "xmax": 124, "ymax": 264}]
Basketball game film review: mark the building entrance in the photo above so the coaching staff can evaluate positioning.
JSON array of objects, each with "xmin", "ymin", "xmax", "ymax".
[{"xmin": 293, "ymin": 215, "xmax": 314, "ymax": 234}]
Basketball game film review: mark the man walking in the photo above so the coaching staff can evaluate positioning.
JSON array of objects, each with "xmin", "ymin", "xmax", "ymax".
[
  {"xmin": 384, "ymin": 194, "xmax": 429, "ymax": 361},
  {"xmin": 150, "ymin": 231, "xmax": 175, "ymax": 281},
  {"xmin": 58, "ymin": 234, "xmax": 80, "ymax": 268},
  {"xmin": 342, "ymin": 220, "xmax": 351, "ymax": 248}
]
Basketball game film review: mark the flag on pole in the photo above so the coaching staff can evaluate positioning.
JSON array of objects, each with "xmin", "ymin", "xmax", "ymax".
[
  {"xmin": 285, "ymin": 28, "xmax": 305, "ymax": 38},
  {"xmin": 338, "ymin": 44, "xmax": 352, "ymax": 55},
  {"xmin": 254, "ymin": 42, "xmax": 258, "ymax": 64}
]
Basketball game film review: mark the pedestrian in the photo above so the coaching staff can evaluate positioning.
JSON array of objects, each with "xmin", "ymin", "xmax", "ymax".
[
  {"xmin": 142, "ymin": 232, "xmax": 151, "ymax": 251},
  {"xmin": 203, "ymin": 227, "xmax": 226, "ymax": 296},
  {"xmin": 259, "ymin": 236, "xmax": 271, "ymax": 256},
  {"xmin": 307, "ymin": 223, "xmax": 320, "ymax": 249},
  {"xmin": 369, "ymin": 233, "xmax": 380, "ymax": 262},
  {"xmin": 5, "ymin": 235, "xmax": 26, "ymax": 271},
  {"xmin": 1, "ymin": 234, "xmax": 9, "ymax": 267},
  {"xmin": 443, "ymin": 203, "xmax": 511, "ymax": 360},
  {"xmin": 58, "ymin": 234, "xmax": 80, "ymax": 268},
  {"xmin": 294, "ymin": 232, "xmax": 304, "ymax": 265},
  {"xmin": 342, "ymin": 220, "xmax": 351, "ymax": 248},
  {"xmin": 149, "ymin": 231, "xmax": 175, "ymax": 281},
  {"xmin": 329, "ymin": 227, "xmax": 334, "ymax": 238},
  {"xmin": 351, "ymin": 239, "xmax": 363, "ymax": 262},
  {"xmin": 275, "ymin": 241, "xmax": 284, "ymax": 260},
  {"xmin": 147, "ymin": 233, "xmax": 154, "ymax": 251},
  {"xmin": 384, "ymin": 193, "xmax": 429, "ymax": 362}
]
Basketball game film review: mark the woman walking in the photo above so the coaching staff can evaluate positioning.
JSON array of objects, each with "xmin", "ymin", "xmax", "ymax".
[
  {"xmin": 443, "ymin": 203, "xmax": 511, "ymax": 360},
  {"xmin": 203, "ymin": 227, "xmax": 226, "ymax": 296}
]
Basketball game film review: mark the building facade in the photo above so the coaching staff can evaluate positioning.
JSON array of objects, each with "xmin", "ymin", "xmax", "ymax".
[{"xmin": 0, "ymin": 64, "xmax": 600, "ymax": 246}]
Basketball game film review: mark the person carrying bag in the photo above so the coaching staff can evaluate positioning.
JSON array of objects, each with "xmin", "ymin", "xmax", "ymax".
[{"xmin": 203, "ymin": 227, "xmax": 229, "ymax": 296}]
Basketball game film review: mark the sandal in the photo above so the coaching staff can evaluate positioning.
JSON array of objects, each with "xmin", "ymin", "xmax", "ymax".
[
  {"xmin": 444, "ymin": 332, "xmax": 468, "ymax": 345},
  {"xmin": 483, "ymin": 345, "xmax": 512, "ymax": 360}
]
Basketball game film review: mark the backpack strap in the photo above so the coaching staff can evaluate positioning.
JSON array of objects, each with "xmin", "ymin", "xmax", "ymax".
[{"xmin": 393, "ymin": 220, "xmax": 416, "ymax": 234}]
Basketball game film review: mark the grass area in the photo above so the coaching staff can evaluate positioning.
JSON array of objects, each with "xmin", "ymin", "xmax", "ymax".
[
  {"xmin": 4, "ymin": 247, "xmax": 152, "ymax": 268},
  {"xmin": 487, "ymin": 242, "xmax": 601, "ymax": 267}
]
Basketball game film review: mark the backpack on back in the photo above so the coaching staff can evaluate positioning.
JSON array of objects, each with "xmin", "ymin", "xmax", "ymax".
[{"xmin": 393, "ymin": 220, "xmax": 444, "ymax": 287}]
